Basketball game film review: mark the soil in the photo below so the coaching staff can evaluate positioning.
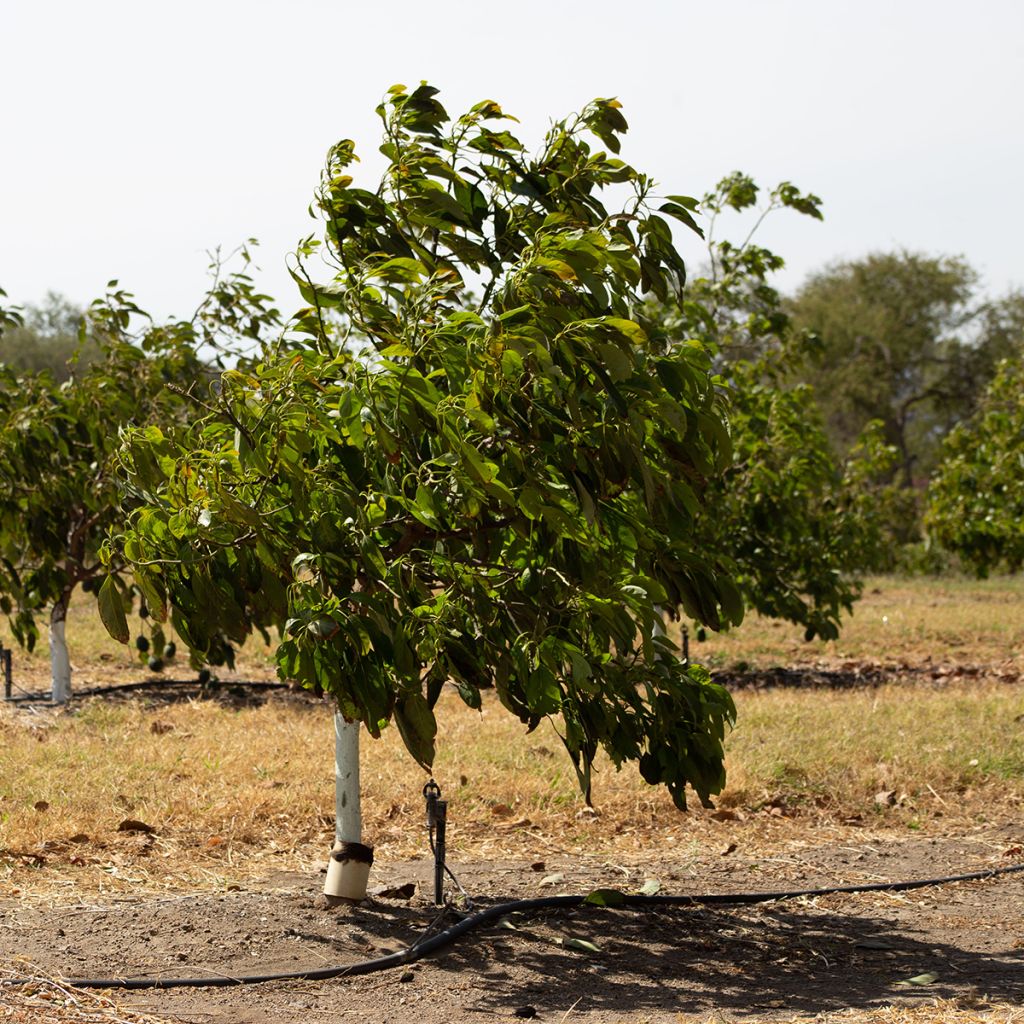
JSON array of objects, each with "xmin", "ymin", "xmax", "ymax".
[{"xmin": 4, "ymin": 830, "xmax": 1023, "ymax": 1023}]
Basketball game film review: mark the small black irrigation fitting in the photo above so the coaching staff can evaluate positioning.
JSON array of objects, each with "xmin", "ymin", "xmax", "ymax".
[
  {"xmin": 423, "ymin": 779, "xmax": 447, "ymax": 905},
  {"xmin": 423, "ymin": 779, "xmax": 441, "ymax": 826}
]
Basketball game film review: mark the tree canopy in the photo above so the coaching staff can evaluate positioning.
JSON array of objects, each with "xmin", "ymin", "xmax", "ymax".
[
  {"xmin": 926, "ymin": 355, "xmax": 1024, "ymax": 574},
  {"xmin": 0, "ymin": 259, "xmax": 278, "ymax": 698},
  {"xmin": 653, "ymin": 174, "xmax": 896, "ymax": 638},
  {"xmin": 105, "ymin": 85, "xmax": 743, "ymax": 809},
  {"xmin": 0, "ymin": 292, "xmax": 94, "ymax": 382},
  {"xmin": 788, "ymin": 251, "xmax": 1014, "ymax": 486}
]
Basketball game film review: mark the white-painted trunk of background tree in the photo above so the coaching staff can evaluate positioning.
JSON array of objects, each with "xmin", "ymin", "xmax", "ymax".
[
  {"xmin": 50, "ymin": 611, "xmax": 71, "ymax": 704},
  {"xmin": 334, "ymin": 714, "xmax": 362, "ymax": 845},
  {"xmin": 323, "ymin": 714, "xmax": 371, "ymax": 900}
]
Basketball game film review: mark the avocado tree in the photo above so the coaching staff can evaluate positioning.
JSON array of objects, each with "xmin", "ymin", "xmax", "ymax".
[
  {"xmin": 656, "ymin": 174, "xmax": 896, "ymax": 639},
  {"xmin": 926, "ymin": 356, "xmax": 1024, "ymax": 574},
  {"xmin": 105, "ymin": 85, "xmax": 744, "ymax": 874},
  {"xmin": 0, "ymin": 261, "xmax": 278, "ymax": 701}
]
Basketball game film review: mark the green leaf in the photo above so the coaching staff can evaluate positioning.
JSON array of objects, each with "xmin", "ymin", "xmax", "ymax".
[
  {"xmin": 394, "ymin": 692, "xmax": 436, "ymax": 769},
  {"xmin": 134, "ymin": 569, "xmax": 168, "ymax": 624},
  {"xmin": 583, "ymin": 888, "xmax": 625, "ymax": 907},
  {"xmin": 602, "ymin": 317, "xmax": 647, "ymax": 345},
  {"xmin": 898, "ymin": 972, "xmax": 938, "ymax": 987},
  {"xmin": 555, "ymin": 936, "xmax": 602, "ymax": 953},
  {"xmin": 98, "ymin": 576, "xmax": 129, "ymax": 645}
]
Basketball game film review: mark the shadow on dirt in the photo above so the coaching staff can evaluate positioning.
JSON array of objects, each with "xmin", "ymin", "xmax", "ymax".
[
  {"xmin": 714, "ymin": 664, "xmax": 895, "ymax": 691},
  {"xmin": 4, "ymin": 678, "xmax": 318, "ymax": 709},
  {"xmin": 712, "ymin": 660, "xmax": 1018, "ymax": 691},
  {"xmin": 6, "ymin": 860, "xmax": 1023, "ymax": 1020},
  {"xmin": 437, "ymin": 898, "xmax": 1024, "ymax": 1017}
]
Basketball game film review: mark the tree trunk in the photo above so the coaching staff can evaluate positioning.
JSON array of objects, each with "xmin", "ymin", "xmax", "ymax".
[
  {"xmin": 322, "ymin": 714, "xmax": 372, "ymax": 900},
  {"xmin": 50, "ymin": 599, "xmax": 71, "ymax": 704},
  {"xmin": 334, "ymin": 714, "xmax": 362, "ymax": 846}
]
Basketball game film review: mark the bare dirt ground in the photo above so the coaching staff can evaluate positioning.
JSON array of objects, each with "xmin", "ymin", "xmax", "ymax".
[{"xmin": 4, "ymin": 827, "xmax": 1024, "ymax": 1023}]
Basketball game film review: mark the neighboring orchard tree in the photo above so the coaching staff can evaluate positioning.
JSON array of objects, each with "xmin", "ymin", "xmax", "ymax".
[
  {"xmin": 0, "ymin": 292, "xmax": 95, "ymax": 382},
  {"xmin": 925, "ymin": 356, "xmax": 1024, "ymax": 574},
  {"xmin": 106, "ymin": 84, "xmax": 744, "ymax": 852},
  {"xmin": 788, "ymin": 251, "xmax": 1010, "ymax": 486},
  {"xmin": 657, "ymin": 174, "xmax": 896, "ymax": 639},
  {"xmin": 0, "ymin": 261, "xmax": 278, "ymax": 702}
]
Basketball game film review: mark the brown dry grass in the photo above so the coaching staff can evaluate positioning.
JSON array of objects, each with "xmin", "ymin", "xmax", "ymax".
[
  {"xmin": 685, "ymin": 574, "xmax": 1024, "ymax": 671},
  {"xmin": 0, "ymin": 962, "xmax": 168, "ymax": 1023},
  {"xmin": 2, "ymin": 577, "xmax": 1023, "ymax": 905}
]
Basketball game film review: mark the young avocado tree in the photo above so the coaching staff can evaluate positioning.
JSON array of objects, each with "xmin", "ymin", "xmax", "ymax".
[
  {"xmin": 0, "ymin": 262, "xmax": 278, "ymax": 702},
  {"xmin": 657, "ymin": 174, "xmax": 897, "ymax": 639},
  {"xmin": 926, "ymin": 355, "xmax": 1024, "ymax": 574},
  {"xmin": 104, "ymin": 85, "xmax": 744, "ymax": 891}
]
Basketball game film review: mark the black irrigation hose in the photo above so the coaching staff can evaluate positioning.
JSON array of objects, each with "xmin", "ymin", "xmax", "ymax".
[{"xmin": 28, "ymin": 859, "xmax": 1024, "ymax": 991}]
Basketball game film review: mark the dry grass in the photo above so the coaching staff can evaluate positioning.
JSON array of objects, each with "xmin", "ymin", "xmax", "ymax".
[
  {"xmin": 685, "ymin": 575, "xmax": 1024, "ymax": 671},
  {"xmin": 1, "ymin": 575, "xmax": 1022, "ymax": 901},
  {"xmin": 0, "ymin": 963, "xmax": 168, "ymax": 1023}
]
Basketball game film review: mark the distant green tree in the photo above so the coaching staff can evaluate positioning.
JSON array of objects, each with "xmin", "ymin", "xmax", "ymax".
[
  {"xmin": 788, "ymin": 251, "xmax": 1003, "ymax": 486},
  {"xmin": 925, "ymin": 356, "xmax": 1024, "ymax": 574},
  {"xmin": 0, "ymin": 292, "xmax": 94, "ymax": 381}
]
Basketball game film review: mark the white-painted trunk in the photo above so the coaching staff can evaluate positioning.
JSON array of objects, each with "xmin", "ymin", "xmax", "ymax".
[
  {"xmin": 50, "ymin": 612, "xmax": 71, "ymax": 704},
  {"xmin": 323, "ymin": 714, "xmax": 372, "ymax": 900},
  {"xmin": 334, "ymin": 714, "xmax": 362, "ymax": 845},
  {"xmin": 652, "ymin": 604, "xmax": 667, "ymax": 662}
]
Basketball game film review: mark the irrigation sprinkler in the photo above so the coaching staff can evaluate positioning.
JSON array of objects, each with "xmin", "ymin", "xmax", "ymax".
[{"xmin": 423, "ymin": 780, "xmax": 448, "ymax": 906}]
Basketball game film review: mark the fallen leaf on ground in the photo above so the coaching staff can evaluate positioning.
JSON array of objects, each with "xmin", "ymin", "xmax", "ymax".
[
  {"xmin": 117, "ymin": 819, "xmax": 155, "ymax": 834},
  {"xmin": 555, "ymin": 936, "xmax": 601, "ymax": 953},
  {"xmin": 897, "ymin": 971, "xmax": 938, "ymax": 987}
]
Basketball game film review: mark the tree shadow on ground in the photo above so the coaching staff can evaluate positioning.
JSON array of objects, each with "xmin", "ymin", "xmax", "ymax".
[
  {"xmin": 714, "ymin": 660, "xmax": 1016, "ymax": 691},
  {"xmin": 427, "ymin": 899, "xmax": 1024, "ymax": 1018},
  {"xmin": 717, "ymin": 664, "xmax": 900, "ymax": 691},
  {"xmin": 9, "ymin": 879, "xmax": 1023, "ymax": 1020},
  {"xmin": 4, "ymin": 678, "xmax": 316, "ymax": 709}
]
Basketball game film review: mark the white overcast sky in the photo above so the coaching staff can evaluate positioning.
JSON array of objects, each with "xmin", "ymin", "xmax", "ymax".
[{"xmin": 3, "ymin": 0, "xmax": 1022, "ymax": 321}]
